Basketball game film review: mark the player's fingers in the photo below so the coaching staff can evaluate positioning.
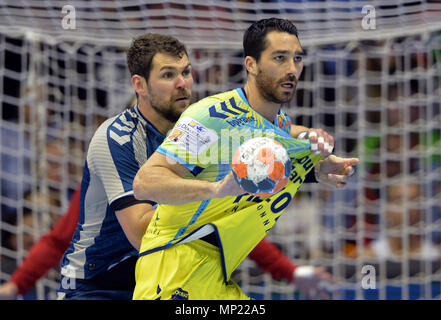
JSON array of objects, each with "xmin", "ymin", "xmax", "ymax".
[
  {"xmin": 321, "ymin": 133, "xmax": 331, "ymax": 155},
  {"xmin": 318, "ymin": 130, "xmax": 334, "ymax": 156},
  {"xmin": 306, "ymin": 128, "xmax": 335, "ymax": 155},
  {"xmin": 327, "ymin": 174, "xmax": 348, "ymax": 188},
  {"xmin": 328, "ymin": 173, "xmax": 348, "ymax": 182},
  {"xmin": 308, "ymin": 131, "xmax": 319, "ymax": 153},
  {"xmin": 345, "ymin": 166, "xmax": 355, "ymax": 177},
  {"xmin": 297, "ymin": 131, "xmax": 308, "ymax": 140},
  {"xmin": 344, "ymin": 157, "xmax": 360, "ymax": 166},
  {"xmin": 317, "ymin": 289, "xmax": 331, "ymax": 300},
  {"xmin": 317, "ymin": 135, "xmax": 326, "ymax": 155},
  {"xmin": 327, "ymin": 135, "xmax": 334, "ymax": 154},
  {"xmin": 310, "ymin": 129, "xmax": 327, "ymax": 155}
]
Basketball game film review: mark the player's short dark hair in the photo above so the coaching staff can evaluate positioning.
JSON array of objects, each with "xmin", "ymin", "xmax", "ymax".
[
  {"xmin": 243, "ymin": 18, "xmax": 299, "ymax": 62},
  {"xmin": 127, "ymin": 33, "xmax": 188, "ymax": 81}
]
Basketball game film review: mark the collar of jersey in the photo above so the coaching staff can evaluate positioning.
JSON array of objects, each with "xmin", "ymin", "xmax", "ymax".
[
  {"xmin": 134, "ymin": 104, "xmax": 165, "ymax": 139},
  {"xmin": 236, "ymin": 87, "xmax": 283, "ymax": 125},
  {"xmin": 235, "ymin": 88, "xmax": 291, "ymax": 139}
]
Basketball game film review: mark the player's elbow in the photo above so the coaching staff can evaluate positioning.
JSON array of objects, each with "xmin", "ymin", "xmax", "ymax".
[{"xmin": 133, "ymin": 171, "xmax": 150, "ymax": 201}]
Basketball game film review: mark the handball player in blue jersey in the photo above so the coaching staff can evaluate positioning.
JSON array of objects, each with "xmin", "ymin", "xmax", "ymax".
[{"xmin": 57, "ymin": 34, "xmax": 194, "ymax": 300}]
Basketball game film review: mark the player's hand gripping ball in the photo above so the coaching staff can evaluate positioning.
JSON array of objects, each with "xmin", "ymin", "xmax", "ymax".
[{"xmin": 232, "ymin": 137, "xmax": 292, "ymax": 197}]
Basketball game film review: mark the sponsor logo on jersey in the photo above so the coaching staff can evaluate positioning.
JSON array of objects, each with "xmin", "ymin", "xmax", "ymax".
[
  {"xmin": 168, "ymin": 129, "xmax": 185, "ymax": 142},
  {"xmin": 276, "ymin": 114, "xmax": 291, "ymax": 130},
  {"xmin": 171, "ymin": 288, "xmax": 189, "ymax": 300},
  {"xmin": 188, "ymin": 120, "xmax": 205, "ymax": 132},
  {"xmin": 169, "ymin": 116, "xmax": 218, "ymax": 156}
]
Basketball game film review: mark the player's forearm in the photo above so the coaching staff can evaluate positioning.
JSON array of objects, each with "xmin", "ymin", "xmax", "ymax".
[
  {"xmin": 290, "ymin": 124, "xmax": 309, "ymax": 138},
  {"xmin": 133, "ymin": 165, "xmax": 218, "ymax": 205},
  {"xmin": 123, "ymin": 211, "xmax": 152, "ymax": 251}
]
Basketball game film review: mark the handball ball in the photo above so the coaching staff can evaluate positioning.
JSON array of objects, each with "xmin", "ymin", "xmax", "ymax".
[{"xmin": 232, "ymin": 137, "xmax": 292, "ymax": 197}]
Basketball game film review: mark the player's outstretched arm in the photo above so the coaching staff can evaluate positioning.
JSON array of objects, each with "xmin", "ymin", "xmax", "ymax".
[{"xmin": 133, "ymin": 152, "xmax": 243, "ymax": 205}]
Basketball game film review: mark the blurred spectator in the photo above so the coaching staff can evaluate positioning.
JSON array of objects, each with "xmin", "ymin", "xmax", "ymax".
[
  {"xmin": 365, "ymin": 182, "xmax": 441, "ymax": 260},
  {"xmin": 1, "ymin": 193, "xmax": 40, "ymax": 279},
  {"xmin": 0, "ymin": 188, "xmax": 80, "ymax": 300}
]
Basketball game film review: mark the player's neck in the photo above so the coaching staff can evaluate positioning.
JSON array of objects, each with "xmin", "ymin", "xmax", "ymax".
[
  {"xmin": 137, "ymin": 99, "xmax": 173, "ymax": 136},
  {"xmin": 243, "ymin": 81, "xmax": 280, "ymax": 122}
]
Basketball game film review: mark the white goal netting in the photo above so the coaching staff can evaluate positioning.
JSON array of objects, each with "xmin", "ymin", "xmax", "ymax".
[{"xmin": 0, "ymin": 0, "xmax": 440, "ymax": 300}]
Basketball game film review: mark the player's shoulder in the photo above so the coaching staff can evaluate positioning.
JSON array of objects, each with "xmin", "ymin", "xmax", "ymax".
[
  {"xmin": 182, "ymin": 88, "xmax": 249, "ymax": 122},
  {"xmin": 89, "ymin": 106, "xmax": 142, "ymax": 150},
  {"xmin": 107, "ymin": 106, "xmax": 141, "ymax": 136},
  {"xmin": 194, "ymin": 88, "xmax": 239, "ymax": 107}
]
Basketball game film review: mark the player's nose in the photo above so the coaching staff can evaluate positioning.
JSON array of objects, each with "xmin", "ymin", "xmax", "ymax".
[
  {"xmin": 286, "ymin": 60, "xmax": 299, "ymax": 76},
  {"xmin": 175, "ymin": 75, "xmax": 187, "ymax": 89}
]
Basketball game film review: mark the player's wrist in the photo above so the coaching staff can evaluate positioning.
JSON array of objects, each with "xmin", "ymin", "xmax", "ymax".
[{"xmin": 314, "ymin": 160, "xmax": 322, "ymax": 180}]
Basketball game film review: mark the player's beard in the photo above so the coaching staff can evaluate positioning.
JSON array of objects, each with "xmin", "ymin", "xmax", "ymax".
[
  {"xmin": 255, "ymin": 69, "xmax": 297, "ymax": 104},
  {"xmin": 148, "ymin": 87, "xmax": 191, "ymax": 123}
]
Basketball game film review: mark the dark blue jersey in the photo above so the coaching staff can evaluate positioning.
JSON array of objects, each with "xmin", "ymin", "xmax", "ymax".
[{"xmin": 60, "ymin": 105, "xmax": 164, "ymax": 282}]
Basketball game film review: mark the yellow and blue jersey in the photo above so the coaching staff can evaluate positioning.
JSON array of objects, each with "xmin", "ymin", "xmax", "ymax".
[{"xmin": 138, "ymin": 88, "xmax": 322, "ymax": 285}]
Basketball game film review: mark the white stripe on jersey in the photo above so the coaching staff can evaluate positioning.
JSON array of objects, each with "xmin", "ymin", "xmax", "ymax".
[{"xmin": 109, "ymin": 130, "xmax": 131, "ymax": 146}]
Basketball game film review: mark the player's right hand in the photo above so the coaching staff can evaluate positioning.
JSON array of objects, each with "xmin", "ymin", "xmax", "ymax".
[
  {"xmin": 0, "ymin": 282, "xmax": 18, "ymax": 300},
  {"xmin": 298, "ymin": 129, "xmax": 334, "ymax": 157},
  {"xmin": 213, "ymin": 171, "xmax": 245, "ymax": 198}
]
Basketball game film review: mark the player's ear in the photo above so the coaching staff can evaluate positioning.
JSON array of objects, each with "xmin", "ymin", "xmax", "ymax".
[
  {"xmin": 244, "ymin": 56, "xmax": 258, "ymax": 76},
  {"xmin": 131, "ymin": 74, "xmax": 148, "ymax": 97}
]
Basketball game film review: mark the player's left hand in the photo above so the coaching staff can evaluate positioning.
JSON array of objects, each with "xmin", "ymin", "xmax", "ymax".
[
  {"xmin": 293, "ymin": 266, "xmax": 335, "ymax": 300},
  {"xmin": 315, "ymin": 155, "xmax": 359, "ymax": 188},
  {"xmin": 0, "ymin": 281, "xmax": 18, "ymax": 300},
  {"xmin": 297, "ymin": 129, "xmax": 334, "ymax": 157}
]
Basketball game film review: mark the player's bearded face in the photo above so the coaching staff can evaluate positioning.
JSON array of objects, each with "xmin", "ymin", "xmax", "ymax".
[
  {"xmin": 146, "ymin": 53, "xmax": 193, "ymax": 122},
  {"xmin": 147, "ymin": 85, "xmax": 191, "ymax": 123},
  {"xmin": 255, "ymin": 69, "xmax": 298, "ymax": 104},
  {"xmin": 253, "ymin": 31, "xmax": 303, "ymax": 104}
]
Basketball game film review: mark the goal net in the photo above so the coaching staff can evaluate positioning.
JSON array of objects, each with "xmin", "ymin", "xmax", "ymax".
[{"xmin": 0, "ymin": 0, "xmax": 440, "ymax": 300}]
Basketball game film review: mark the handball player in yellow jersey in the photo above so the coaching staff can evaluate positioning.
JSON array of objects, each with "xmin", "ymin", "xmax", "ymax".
[{"xmin": 133, "ymin": 18, "xmax": 359, "ymax": 300}]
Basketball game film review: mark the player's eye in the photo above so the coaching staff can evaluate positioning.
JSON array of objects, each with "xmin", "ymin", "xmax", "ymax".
[
  {"xmin": 294, "ymin": 55, "xmax": 303, "ymax": 63},
  {"xmin": 162, "ymin": 72, "xmax": 175, "ymax": 79},
  {"xmin": 275, "ymin": 55, "xmax": 285, "ymax": 62},
  {"xmin": 182, "ymin": 68, "xmax": 191, "ymax": 76}
]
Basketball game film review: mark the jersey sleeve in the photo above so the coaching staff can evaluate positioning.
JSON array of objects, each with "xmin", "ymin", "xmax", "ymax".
[
  {"xmin": 87, "ymin": 119, "xmax": 154, "ymax": 211},
  {"xmin": 156, "ymin": 107, "xmax": 222, "ymax": 176}
]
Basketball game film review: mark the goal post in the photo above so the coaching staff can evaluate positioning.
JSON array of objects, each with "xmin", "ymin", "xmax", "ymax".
[{"xmin": 0, "ymin": 1, "xmax": 440, "ymax": 300}]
